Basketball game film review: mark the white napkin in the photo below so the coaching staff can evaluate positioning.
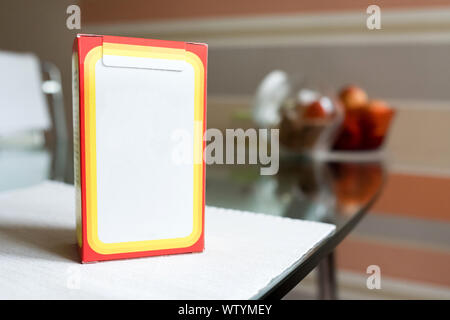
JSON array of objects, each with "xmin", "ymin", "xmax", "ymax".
[{"xmin": 0, "ymin": 181, "xmax": 335, "ymax": 299}]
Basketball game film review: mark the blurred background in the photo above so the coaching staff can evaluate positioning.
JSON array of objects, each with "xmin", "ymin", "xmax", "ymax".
[{"xmin": 1, "ymin": 0, "xmax": 449, "ymax": 299}]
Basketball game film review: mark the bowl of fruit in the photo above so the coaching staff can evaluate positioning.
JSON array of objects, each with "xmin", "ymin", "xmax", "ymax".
[
  {"xmin": 333, "ymin": 85, "xmax": 395, "ymax": 152},
  {"xmin": 252, "ymin": 71, "xmax": 396, "ymax": 159},
  {"xmin": 278, "ymin": 89, "xmax": 344, "ymax": 156}
]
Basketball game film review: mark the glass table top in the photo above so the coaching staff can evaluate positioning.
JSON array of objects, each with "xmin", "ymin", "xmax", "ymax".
[
  {"xmin": 0, "ymin": 143, "xmax": 385, "ymax": 298},
  {"xmin": 207, "ymin": 158, "xmax": 385, "ymax": 230}
]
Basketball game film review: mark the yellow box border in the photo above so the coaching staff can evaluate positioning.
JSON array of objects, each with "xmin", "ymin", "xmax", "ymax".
[{"xmin": 83, "ymin": 43, "xmax": 204, "ymax": 254}]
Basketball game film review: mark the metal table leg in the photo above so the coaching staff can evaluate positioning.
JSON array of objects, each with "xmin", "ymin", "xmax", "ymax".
[{"xmin": 317, "ymin": 251, "xmax": 337, "ymax": 300}]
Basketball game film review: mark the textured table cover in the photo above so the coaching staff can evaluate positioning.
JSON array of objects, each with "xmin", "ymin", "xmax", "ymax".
[{"xmin": 0, "ymin": 181, "xmax": 335, "ymax": 299}]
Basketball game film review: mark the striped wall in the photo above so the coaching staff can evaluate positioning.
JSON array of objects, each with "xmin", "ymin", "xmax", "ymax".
[
  {"xmin": 80, "ymin": 0, "xmax": 450, "ymax": 23},
  {"xmin": 81, "ymin": 3, "xmax": 450, "ymax": 296}
]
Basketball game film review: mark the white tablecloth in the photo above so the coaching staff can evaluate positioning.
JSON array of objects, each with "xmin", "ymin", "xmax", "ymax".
[{"xmin": 0, "ymin": 181, "xmax": 335, "ymax": 299}]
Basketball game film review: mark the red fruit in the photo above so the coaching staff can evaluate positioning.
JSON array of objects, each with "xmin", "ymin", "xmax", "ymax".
[
  {"xmin": 339, "ymin": 85, "xmax": 368, "ymax": 110},
  {"xmin": 333, "ymin": 109, "xmax": 363, "ymax": 150},
  {"xmin": 303, "ymin": 99, "xmax": 332, "ymax": 119},
  {"xmin": 360, "ymin": 100, "xmax": 395, "ymax": 149}
]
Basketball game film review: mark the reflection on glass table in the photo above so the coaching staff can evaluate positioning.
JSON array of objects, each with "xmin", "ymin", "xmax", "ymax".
[
  {"xmin": 207, "ymin": 159, "xmax": 384, "ymax": 227},
  {"xmin": 206, "ymin": 157, "xmax": 385, "ymax": 299}
]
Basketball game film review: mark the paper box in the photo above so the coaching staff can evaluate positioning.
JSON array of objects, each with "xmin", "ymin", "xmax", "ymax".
[{"xmin": 72, "ymin": 34, "xmax": 207, "ymax": 263}]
